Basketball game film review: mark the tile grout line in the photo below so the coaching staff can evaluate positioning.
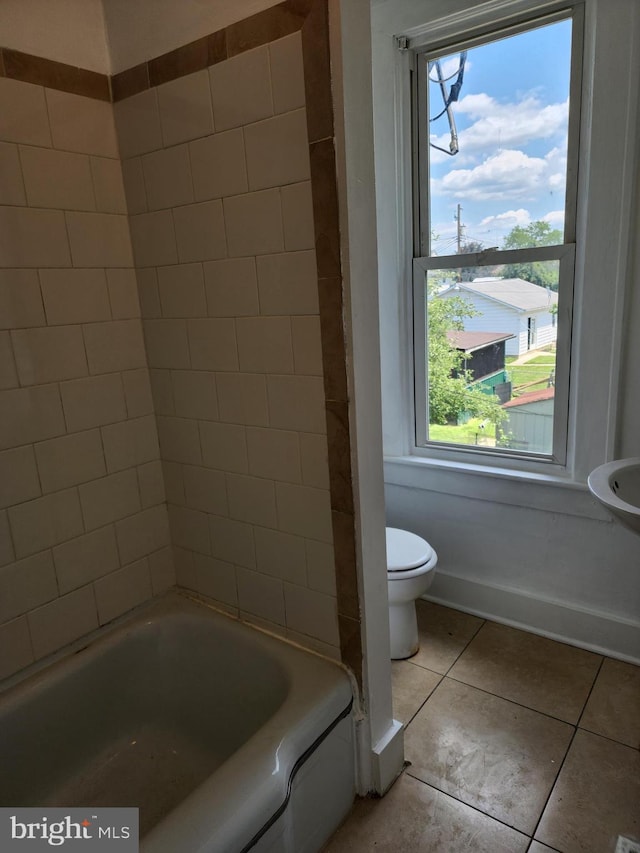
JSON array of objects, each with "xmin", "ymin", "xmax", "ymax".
[{"xmin": 528, "ymin": 722, "xmax": 579, "ymax": 847}]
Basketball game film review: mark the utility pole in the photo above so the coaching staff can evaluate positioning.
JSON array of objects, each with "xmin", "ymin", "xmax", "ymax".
[{"xmin": 455, "ymin": 203, "xmax": 464, "ymax": 252}]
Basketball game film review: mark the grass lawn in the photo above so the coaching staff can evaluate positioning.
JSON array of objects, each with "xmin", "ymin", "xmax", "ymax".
[
  {"xmin": 506, "ymin": 361, "xmax": 555, "ymax": 392},
  {"xmin": 429, "ymin": 418, "xmax": 497, "ymax": 446}
]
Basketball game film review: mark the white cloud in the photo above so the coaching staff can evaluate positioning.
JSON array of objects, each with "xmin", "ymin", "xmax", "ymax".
[
  {"xmin": 436, "ymin": 148, "xmax": 549, "ymax": 201},
  {"xmin": 543, "ymin": 209, "xmax": 565, "ymax": 226},
  {"xmin": 480, "ymin": 208, "xmax": 531, "ymax": 229}
]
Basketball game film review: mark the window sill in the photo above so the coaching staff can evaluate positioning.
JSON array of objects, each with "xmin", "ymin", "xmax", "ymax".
[{"xmin": 383, "ymin": 453, "xmax": 612, "ymax": 521}]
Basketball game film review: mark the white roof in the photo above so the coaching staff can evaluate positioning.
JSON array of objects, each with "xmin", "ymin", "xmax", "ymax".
[{"xmin": 439, "ymin": 278, "xmax": 558, "ymax": 312}]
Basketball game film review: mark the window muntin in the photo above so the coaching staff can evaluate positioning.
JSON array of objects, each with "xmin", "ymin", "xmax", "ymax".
[{"xmin": 412, "ymin": 9, "xmax": 581, "ymax": 463}]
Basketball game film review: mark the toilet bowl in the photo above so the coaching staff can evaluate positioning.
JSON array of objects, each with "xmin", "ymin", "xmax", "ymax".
[{"xmin": 386, "ymin": 527, "xmax": 438, "ymax": 660}]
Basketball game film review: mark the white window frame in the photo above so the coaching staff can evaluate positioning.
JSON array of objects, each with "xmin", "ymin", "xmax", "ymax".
[{"xmin": 379, "ymin": 0, "xmax": 638, "ymax": 498}]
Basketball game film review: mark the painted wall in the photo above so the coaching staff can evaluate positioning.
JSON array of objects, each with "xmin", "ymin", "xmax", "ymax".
[
  {"xmin": 0, "ymin": 0, "xmax": 110, "ymax": 73},
  {"xmin": 0, "ymin": 78, "xmax": 173, "ymax": 681},
  {"xmin": 373, "ymin": 0, "xmax": 640, "ymax": 661}
]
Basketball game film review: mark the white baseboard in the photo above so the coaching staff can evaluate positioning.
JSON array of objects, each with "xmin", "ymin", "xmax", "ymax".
[
  {"xmin": 370, "ymin": 719, "xmax": 404, "ymax": 795},
  {"xmin": 425, "ymin": 571, "xmax": 640, "ymax": 664}
]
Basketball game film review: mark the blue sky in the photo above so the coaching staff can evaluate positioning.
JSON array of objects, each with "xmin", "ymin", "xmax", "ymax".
[{"xmin": 428, "ymin": 18, "xmax": 572, "ymax": 254}]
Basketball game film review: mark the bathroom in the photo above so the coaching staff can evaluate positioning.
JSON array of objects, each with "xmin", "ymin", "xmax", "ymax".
[{"xmin": 0, "ymin": 0, "xmax": 638, "ymax": 850}]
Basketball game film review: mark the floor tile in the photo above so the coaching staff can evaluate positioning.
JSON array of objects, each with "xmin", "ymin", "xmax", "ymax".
[
  {"xmin": 323, "ymin": 772, "xmax": 529, "ymax": 853},
  {"xmin": 404, "ymin": 678, "xmax": 573, "ymax": 835},
  {"xmin": 528, "ymin": 843, "xmax": 559, "ymax": 853},
  {"xmin": 580, "ymin": 657, "xmax": 640, "ymax": 748},
  {"xmin": 392, "ymin": 661, "xmax": 441, "ymax": 725},
  {"xmin": 536, "ymin": 729, "xmax": 640, "ymax": 852},
  {"xmin": 448, "ymin": 621, "xmax": 601, "ymax": 723},
  {"xmin": 410, "ymin": 600, "xmax": 483, "ymax": 674}
]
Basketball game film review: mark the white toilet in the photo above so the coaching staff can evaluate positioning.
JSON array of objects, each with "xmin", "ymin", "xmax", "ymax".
[{"xmin": 386, "ymin": 527, "xmax": 438, "ymax": 660}]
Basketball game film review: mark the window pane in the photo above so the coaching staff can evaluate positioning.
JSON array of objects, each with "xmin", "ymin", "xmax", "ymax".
[
  {"xmin": 425, "ymin": 18, "xmax": 572, "ymax": 256},
  {"xmin": 425, "ymin": 264, "xmax": 559, "ymax": 455}
]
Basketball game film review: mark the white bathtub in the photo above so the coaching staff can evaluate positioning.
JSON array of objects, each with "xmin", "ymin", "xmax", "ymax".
[{"xmin": 0, "ymin": 593, "xmax": 355, "ymax": 852}]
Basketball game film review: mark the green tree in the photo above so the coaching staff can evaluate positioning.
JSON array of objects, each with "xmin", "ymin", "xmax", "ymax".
[
  {"xmin": 427, "ymin": 281, "xmax": 504, "ymax": 427},
  {"xmin": 501, "ymin": 221, "xmax": 563, "ymax": 289},
  {"xmin": 458, "ymin": 240, "xmax": 485, "ymax": 281}
]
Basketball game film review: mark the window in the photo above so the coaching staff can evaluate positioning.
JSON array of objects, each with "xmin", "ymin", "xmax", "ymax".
[{"xmin": 412, "ymin": 8, "xmax": 582, "ymax": 463}]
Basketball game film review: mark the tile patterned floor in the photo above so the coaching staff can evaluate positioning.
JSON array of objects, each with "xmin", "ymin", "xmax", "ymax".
[{"xmin": 324, "ymin": 600, "xmax": 640, "ymax": 853}]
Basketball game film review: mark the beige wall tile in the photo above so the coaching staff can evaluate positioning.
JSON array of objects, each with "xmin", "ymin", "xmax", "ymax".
[
  {"xmin": 172, "ymin": 370, "xmax": 218, "ymax": 420},
  {"xmin": 61, "ymin": 373, "xmax": 127, "ymax": 432},
  {"xmin": 20, "ymin": 146, "xmax": 95, "ymax": 211},
  {"xmin": 269, "ymin": 33, "xmax": 306, "ymax": 115},
  {"xmin": 193, "ymin": 553, "xmax": 237, "ymax": 607},
  {"xmin": 8, "ymin": 488, "xmax": 84, "ymax": 558},
  {"xmin": 0, "ymin": 616, "xmax": 33, "ymax": 680},
  {"xmin": 142, "ymin": 144, "xmax": 194, "ymax": 211},
  {"xmin": 292, "ymin": 316, "xmax": 323, "ymax": 375},
  {"xmin": 209, "ymin": 46, "xmax": 273, "ymax": 131},
  {"xmin": 121, "ymin": 157, "xmax": 147, "ymax": 214},
  {"xmin": 136, "ymin": 268, "xmax": 161, "ymax": 318},
  {"xmin": 0, "ymin": 445, "xmax": 41, "ymax": 509},
  {"xmin": 190, "ymin": 129, "xmax": 248, "ymax": 202},
  {"xmin": 246, "ymin": 427, "xmax": 301, "ymax": 483},
  {"xmin": 173, "ymin": 545, "xmax": 196, "ymax": 587},
  {"xmin": 204, "ymin": 257, "xmax": 259, "ymax": 317},
  {"xmin": 0, "ymin": 207, "xmax": 71, "ymax": 267},
  {"xmin": 66, "ymin": 212, "xmax": 133, "ymax": 268},
  {"xmin": 150, "ymin": 370, "xmax": 175, "ymax": 415},
  {"xmin": 0, "ymin": 333, "xmax": 17, "ymax": 389},
  {"xmin": 115, "ymin": 504, "xmax": 170, "ymax": 565},
  {"xmin": 300, "ymin": 433, "xmax": 330, "ymax": 489},
  {"xmin": 0, "ymin": 385, "xmax": 65, "ymax": 450},
  {"xmin": 158, "ymin": 263, "xmax": 207, "ymax": 318},
  {"xmin": 94, "ymin": 558, "xmax": 152, "ymax": 624},
  {"xmin": 236, "ymin": 316, "xmax": 294, "ymax": 374},
  {"xmin": 144, "ymin": 319, "xmax": 190, "ymax": 369},
  {"xmin": 283, "ymin": 582, "xmax": 339, "ymax": 645},
  {"xmin": 267, "ymin": 375, "xmax": 326, "ymax": 433},
  {"xmin": 0, "ymin": 142, "xmax": 26, "ymax": 205},
  {"xmin": 0, "ymin": 510, "xmax": 14, "ymax": 566},
  {"xmin": 254, "ymin": 526, "xmax": 306, "ymax": 585},
  {"xmin": 157, "ymin": 70, "xmax": 214, "ymax": 147},
  {"xmin": 90, "ymin": 156, "xmax": 127, "ymax": 214},
  {"xmin": 53, "ymin": 525, "xmax": 120, "ymax": 594},
  {"xmin": 236, "ymin": 566, "xmax": 284, "ymax": 625},
  {"xmin": 187, "ymin": 318, "xmax": 238, "ymax": 371},
  {"xmin": 0, "ymin": 269, "xmax": 45, "ymax": 329},
  {"xmin": 46, "ymin": 89, "xmax": 118, "ymax": 157},
  {"xmin": 123, "ymin": 368, "xmax": 154, "ymax": 418},
  {"xmin": 101, "ymin": 414, "xmax": 159, "ymax": 473},
  {"xmin": 35, "ymin": 429, "xmax": 106, "ymax": 493},
  {"xmin": 244, "ymin": 109, "xmax": 310, "ymax": 192},
  {"xmin": 137, "ymin": 460, "xmax": 166, "ymax": 508},
  {"xmin": 216, "ymin": 372, "xmax": 269, "ymax": 426},
  {"xmin": 79, "ymin": 469, "xmax": 141, "ymax": 531},
  {"xmin": 256, "ymin": 250, "xmax": 318, "ymax": 315},
  {"xmin": 149, "ymin": 547, "xmax": 175, "ymax": 594},
  {"xmin": 130, "ymin": 211, "xmax": 177, "ymax": 267},
  {"xmin": 28, "ymin": 584, "xmax": 98, "ymax": 659},
  {"xmin": 281, "ymin": 181, "xmax": 315, "ymax": 252},
  {"xmin": 156, "ymin": 416, "xmax": 201, "ymax": 465},
  {"xmin": 107, "ymin": 269, "xmax": 141, "ymax": 319},
  {"xmin": 114, "ymin": 88, "xmax": 162, "ymax": 159},
  {"xmin": 227, "ymin": 472, "xmax": 276, "ymax": 528},
  {"xmin": 12, "ymin": 326, "xmax": 87, "ymax": 385},
  {"xmin": 183, "ymin": 464, "xmax": 228, "ymax": 516},
  {"xmin": 168, "ymin": 504, "xmax": 210, "ymax": 554},
  {"xmin": 305, "ymin": 538, "xmax": 336, "ymax": 596},
  {"xmin": 224, "ymin": 189, "xmax": 284, "ymax": 258},
  {"xmin": 162, "ymin": 461, "xmax": 184, "ymax": 505},
  {"xmin": 84, "ymin": 319, "xmax": 146, "ymax": 374},
  {"xmin": 40, "ymin": 268, "xmax": 110, "ymax": 325},
  {"xmin": 0, "ymin": 551, "xmax": 57, "ymax": 623},
  {"xmin": 275, "ymin": 482, "xmax": 333, "ymax": 543},
  {"xmin": 0, "ymin": 78, "xmax": 51, "ymax": 147},
  {"xmin": 209, "ymin": 515, "xmax": 255, "ymax": 569},
  {"xmin": 173, "ymin": 200, "xmax": 227, "ymax": 263},
  {"xmin": 200, "ymin": 421, "xmax": 248, "ymax": 473}
]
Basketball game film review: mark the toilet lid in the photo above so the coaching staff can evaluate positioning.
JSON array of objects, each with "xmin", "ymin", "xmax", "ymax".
[{"xmin": 386, "ymin": 527, "xmax": 434, "ymax": 572}]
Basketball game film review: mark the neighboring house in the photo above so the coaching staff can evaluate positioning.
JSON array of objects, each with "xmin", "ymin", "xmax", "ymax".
[
  {"xmin": 437, "ymin": 277, "xmax": 558, "ymax": 356},
  {"xmin": 500, "ymin": 387, "xmax": 555, "ymax": 453},
  {"xmin": 446, "ymin": 330, "xmax": 514, "ymax": 381}
]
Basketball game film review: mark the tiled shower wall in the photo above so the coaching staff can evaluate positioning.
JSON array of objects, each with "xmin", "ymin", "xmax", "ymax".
[
  {"xmin": 116, "ymin": 33, "xmax": 340, "ymax": 657},
  {"xmin": 0, "ymin": 77, "xmax": 174, "ymax": 681}
]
